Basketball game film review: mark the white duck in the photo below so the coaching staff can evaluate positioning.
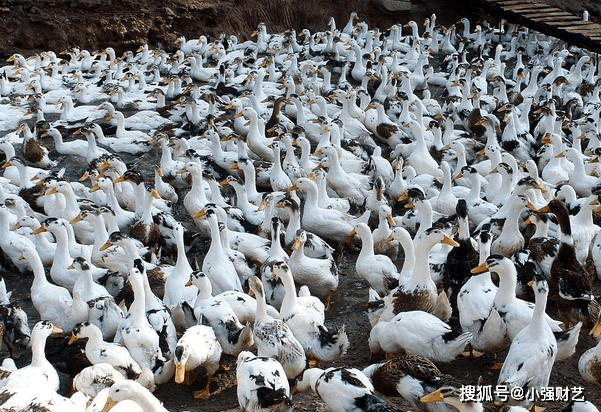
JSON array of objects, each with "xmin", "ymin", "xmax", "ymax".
[
  {"xmin": 173, "ymin": 324, "xmax": 223, "ymax": 399},
  {"xmin": 270, "ymin": 260, "xmax": 349, "ymax": 363},
  {"xmin": 247, "ymin": 276, "xmax": 305, "ymax": 380},
  {"xmin": 236, "ymin": 351, "xmax": 292, "ymax": 412}
]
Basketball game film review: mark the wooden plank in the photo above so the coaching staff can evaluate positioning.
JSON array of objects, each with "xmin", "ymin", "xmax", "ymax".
[
  {"xmin": 546, "ymin": 20, "xmax": 594, "ymax": 27},
  {"xmin": 532, "ymin": 16, "xmax": 583, "ymax": 23},
  {"xmin": 503, "ymin": 3, "xmax": 554, "ymax": 11},
  {"xmin": 521, "ymin": 11, "xmax": 576, "ymax": 18}
]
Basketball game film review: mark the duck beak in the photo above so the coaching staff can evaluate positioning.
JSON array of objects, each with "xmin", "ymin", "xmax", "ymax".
[
  {"xmin": 101, "ymin": 396, "xmax": 118, "ymax": 412},
  {"xmin": 113, "ymin": 175, "xmax": 126, "ymax": 184},
  {"xmin": 46, "ymin": 186, "xmax": 59, "ymax": 195},
  {"xmin": 527, "ymin": 279, "xmax": 535, "ymax": 287},
  {"xmin": 386, "ymin": 214, "xmax": 395, "ymax": 227},
  {"xmin": 471, "ymin": 262, "xmax": 489, "ymax": 274},
  {"xmin": 98, "ymin": 159, "xmax": 111, "ymax": 172},
  {"xmin": 441, "ymin": 234, "xmax": 459, "ymax": 247},
  {"xmin": 174, "ymin": 363, "xmax": 186, "ymax": 384},
  {"xmin": 185, "ymin": 279, "xmax": 193, "ymax": 287},
  {"xmin": 229, "ymin": 163, "xmax": 240, "ymax": 171},
  {"xmin": 51, "ymin": 325, "xmax": 63, "ymax": 335},
  {"xmin": 32, "ymin": 226, "xmax": 46, "ymax": 235},
  {"xmin": 404, "ymin": 202, "xmax": 414, "ymax": 209},
  {"xmin": 420, "ymin": 389, "xmax": 444, "ymax": 403},
  {"xmin": 89, "ymin": 183, "xmax": 101, "ymax": 193},
  {"xmin": 99, "ymin": 240, "xmax": 112, "ymax": 251},
  {"xmin": 555, "ymin": 151, "xmax": 566, "ymax": 158},
  {"xmin": 79, "ymin": 171, "xmax": 90, "ymax": 181},
  {"xmin": 193, "ymin": 209, "xmax": 207, "ymax": 220},
  {"xmin": 292, "ymin": 239, "xmax": 302, "ymax": 250},
  {"xmin": 397, "ymin": 191, "xmax": 409, "ymax": 202},
  {"xmin": 590, "ymin": 318, "xmax": 601, "ymax": 338},
  {"xmin": 150, "ymin": 189, "xmax": 160, "ymax": 199},
  {"xmin": 68, "ymin": 335, "xmax": 78, "ymax": 345},
  {"xmin": 176, "ymin": 166, "xmax": 187, "ymax": 174},
  {"xmin": 69, "ymin": 214, "xmax": 82, "ymax": 225}
]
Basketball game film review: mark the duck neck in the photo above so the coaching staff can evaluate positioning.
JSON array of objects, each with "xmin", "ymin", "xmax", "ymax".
[
  {"xmin": 175, "ymin": 228, "xmax": 192, "ymax": 274},
  {"xmin": 493, "ymin": 265, "xmax": 518, "ymax": 307},
  {"xmin": 279, "ymin": 268, "xmax": 299, "ymax": 311},
  {"xmin": 207, "ymin": 214, "xmax": 226, "ymax": 258},
  {"xmin": 189, "ymin": 168, "xmax": 209, "ymax": 204},
  {"xmin": 50, "ymin": 226, "xmax": 73, "ymax": 267},
  {"xmin": 284, "ymin": 209, "xmax": 301, "ymax": 246},
  {"xmin": 30, "ymin": 251, "xmax": 49, "ymax": 288},
  {"xmin": 30, "ymin": 332, "xmax": 50, "ymax": 367},
  {"xmin": 357, "ymin": 226, "xmax": 375, "ymax": 258},
  {"xmin": 407, "ymin": 234, "xmax": 438, "ymax": 291},
  {"xmin": 113, "ymin": 112, "xmax": 127, "ymax": 135},
  {"xmin": 531, "ymin": 284, "xmax": 548, "ymax": 326},
  {"xmin": 90, "ymin": 214, "xmax": 110, "ymax": 247},
  {"xmin": 240, "ymin": 163, "xmax": 260, "ymax": 202},
  {"xmin": 397, "ymin": 229, "xmax": 415, "ymax": 278},
  {"xmin": 129, "ymin": 274, "xmax": 147, "ymax": 323},
  {"xmin": 414, "ymin": 201, "xmax": 433, "ymax": 240}
]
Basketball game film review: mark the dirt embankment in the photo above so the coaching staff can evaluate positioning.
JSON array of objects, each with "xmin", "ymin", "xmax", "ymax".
[{"xmin": 0, "ymin": 0, "xmax": 476, "ymax": 59}]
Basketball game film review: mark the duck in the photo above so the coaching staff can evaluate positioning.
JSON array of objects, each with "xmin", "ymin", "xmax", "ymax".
[
  {"xmin": 471, "ymin": 255, "xmax": 582, "ymax": 361},
  {"xmin": 368, "ymin": 309, "xmax": 472, "ymax": 363},
  {"xmin": 0, "ymin": 280, "xmax": 31, "ymax": 359},
  {"xmin": 114, "ymin": 265, "xmax": 170, "ymax": 384},
  {"xmin": 71, "ymin": 363, "xmax": 127, "ymax": 398},
  {"xmin": 236, "ymin": 351, "xmax": 292, "ymax": 412},
  {"xmin": 173, "ymin": 324, "xmax": 223, "ymax": 399},
  {"xmin": 578, "ymin": 319, "xmax": 601, "ymax": 385},
  {"xmin": 420, "ymin": 385, "xmax": 483, "ymax": 412},
  {"xmin": 295, "ymin": 366, "xmax": 401, "ymax": 412},
  {"xmin": 288, "ymin": 229, "xmax": 338, "ymax": 308},
  {"xmin": 457, "ymin": 224, "xmax": 505, "ymax": 354},
  {"xmin": 0, "ymin": 204, "xmax": 38, "ymax": 273},
  {"xmin": 247, "ymin": 276, "xmax": 305, "ymax": 380},
  {"xmin": 353, "ymin": 221, "xmax": 400, "ymax": 297},
  {"xmin": 380, "ymin": 227, "xmax": 457, "ymax": 323},
  {"xmin": 496, "ymin": 276, "xmax": 557, "ymax": 408},
  {"xmin": 192, "ymin": 207, "xmax": 243, "ymax": 294},
  {"xmin": 19, "ymin": 122, "xmax": 56, "ymax": 168},
  {"xmin": 187, "ymin": 270, "xmax": 254, "ymax": 356},
  {"xmin": 533, "ymin": 199, "xmax": 600, "ymax": 325},
  {"xmin": 317, "ymin": 144, "xmax": 370, "ymax": 207},
  {"xmin": 0, "ymin": 320, "xmax": 62, "ymax": 392},
  {"xmin": 274, "ymin": 195, "xmax": 335, "ymax": 259},
  {"xmin": 362, "ymin": 354, "xmax": 462, "ymax": 412},
  {"xmin": 270, "ymin": 260, "xmax": 349, "ymax": 363},
  {"xmin": 290, "ymin": 177, "xmax": 368, "ymax": 245},
  {"xmin": 20, "ymin": 245, "xmax": 88, "ymax": 332},
  {"xmin": 442, "ymin": 199, "xmax": 479, "ymax": 311},
  {"xmin": 102, "ymin": 380, "xmax": 170, "ymax": 412},
  {"xmin": 42, "ymin": 126, "xmax": 92, "ymax": 158},
  {"xmin": 68, "ymin": 321, "xmax": 150, "ymax": 384}
]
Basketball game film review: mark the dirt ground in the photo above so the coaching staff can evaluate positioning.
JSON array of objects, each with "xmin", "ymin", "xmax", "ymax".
[{"xmin": 1, "ymin": 0, "xmax": 601, "ymax": 411}]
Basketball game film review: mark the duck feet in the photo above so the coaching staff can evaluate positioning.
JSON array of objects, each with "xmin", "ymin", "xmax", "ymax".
[{"xmin": 193, "ymin": 375, "xmax": 213, "ymax": 399}]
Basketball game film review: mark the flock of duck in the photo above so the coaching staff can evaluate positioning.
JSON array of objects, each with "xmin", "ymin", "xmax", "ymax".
[{"xmin": 0, "ymin": 7, "xmax": 600, "ymax": 412}]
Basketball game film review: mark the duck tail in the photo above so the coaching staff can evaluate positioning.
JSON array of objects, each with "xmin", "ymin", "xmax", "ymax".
[
  {"xmin": 554, "ymin": 321, "xmax": 582, "ymax": 361},
  {"xmin": 439, "ymin": 331, "xmax": 472, "ymax": 362},
  {"xmin": 311, "ymin": 324, "xmax": 349, "ymax": 362},
  {"xmin": 366, "ymin": 288, "xmax": 384, "ymax": 327},
  {"xmin": 256, "ymin": 387, "xmax": 293, "ymax": 409}
]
